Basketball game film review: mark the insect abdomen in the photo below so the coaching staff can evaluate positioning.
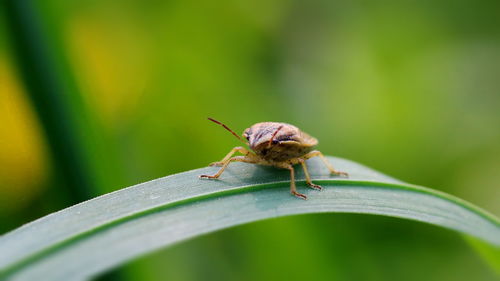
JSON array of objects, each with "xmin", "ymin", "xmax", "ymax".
[{"xmin": 259, "ymin": 144, "xmax": 313, "ymax": 162}]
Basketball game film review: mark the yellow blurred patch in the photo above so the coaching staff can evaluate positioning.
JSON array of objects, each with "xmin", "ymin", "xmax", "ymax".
[
  {"xmin": 0, "ymin": 59, "xmax": 49, "ymax": 211},
  {"xmin": 66, "ymin": 13, "xmax": 152, "ymax": 127}
]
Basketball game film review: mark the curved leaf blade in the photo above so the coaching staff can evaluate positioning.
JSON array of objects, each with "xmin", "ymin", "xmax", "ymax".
[{"xmin": 0, "ymin": 157, "xmax": 499, "ymax": 280}]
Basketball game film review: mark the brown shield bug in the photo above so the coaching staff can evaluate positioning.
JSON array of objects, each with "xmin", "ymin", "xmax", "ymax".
[{"xmin": 200, "ymin": 118, "xmax": 348, "ymax": 199}]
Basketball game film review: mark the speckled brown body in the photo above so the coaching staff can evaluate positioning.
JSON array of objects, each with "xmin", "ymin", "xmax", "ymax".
[
  {"xmin": 244, "ymin": 122, "xmax": 317, "ymax": 162},
  {"xmin": 200, "ymin": 119, "xmax": 348, "ymax": 199}
]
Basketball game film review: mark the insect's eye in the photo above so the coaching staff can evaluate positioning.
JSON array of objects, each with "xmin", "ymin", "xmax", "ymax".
[{"xmin": 245, "ymin": 135, "xmax": 250, "ymax": 140}]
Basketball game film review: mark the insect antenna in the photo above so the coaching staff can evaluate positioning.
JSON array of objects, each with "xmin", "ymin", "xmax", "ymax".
[
  {"xmin": 267, "ymin": 125, "xmax": 284, "ymax": 148},
  {"xmin": 207, "ymin": 118, "xmax": 247, "ymax": 145}
]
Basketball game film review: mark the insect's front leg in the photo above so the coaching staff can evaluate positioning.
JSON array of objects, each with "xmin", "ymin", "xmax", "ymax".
[
  {"xmin": 200, "ymin": 155, "xmax": 257, "ymax": 179},
  {"xmin": 209, "ymin": 146, "xmax": 253, "ymax": 167},
  {"xmin": 274, "ymin": 162, "xmax": 307, "ymax": 200},
  {"xmin": 298, "ymin": 159, "xmax": 322, "ymax": 190},
  {"xmin": 302, "ymin": 150, "xmax": 348, "ymax": 177}
]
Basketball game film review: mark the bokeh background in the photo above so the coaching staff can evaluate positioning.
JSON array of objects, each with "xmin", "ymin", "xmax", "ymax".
[{"xmin": 1, "ymin": 0, "xmax": 499, "ymax": 280}]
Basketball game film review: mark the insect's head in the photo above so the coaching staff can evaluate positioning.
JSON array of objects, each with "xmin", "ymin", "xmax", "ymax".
[{"xmin": 243, "ymin": 122, "xmax": 302, "ymax": 152}]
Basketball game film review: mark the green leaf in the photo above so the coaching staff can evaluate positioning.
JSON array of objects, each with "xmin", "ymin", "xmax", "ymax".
[{"xmin": 1, "ymin": 157, "xmax": 499, "ymax": 280}]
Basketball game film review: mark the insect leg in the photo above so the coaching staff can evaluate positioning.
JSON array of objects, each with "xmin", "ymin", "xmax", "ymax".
[
  {"xmin": 282, "ymin": 164, "xmax": 307, "ymax": 200},
  {"xmin": 299, "ymin": 159, "xmax": 322, "ymax": 190},
  {"xmin": 200, "ymin": 156, "xmax": 256, "ymax": 179},
  {"xmin": 209, "ymin": 146, "xmax": 253, "ymax": 167},
  {"xmin": 302, "ymin": 150, "xmax": 348, "ymax": 176}
]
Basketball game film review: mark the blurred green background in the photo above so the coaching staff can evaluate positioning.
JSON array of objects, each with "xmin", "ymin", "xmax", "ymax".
[{"xmin": 1, "ymin": 0, "xmax": 499, "ymax": 280}]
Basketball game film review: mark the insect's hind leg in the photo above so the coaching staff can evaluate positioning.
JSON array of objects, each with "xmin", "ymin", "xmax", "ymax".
[
  {"xmin": 200, "ymin": 156, "xmax": 257, "ymax": 179},
  {"xmin": 299, "ymin": 159, "xmax": 322, "ymax": 190},
  {"xmin": 209, "ymin": 146, "xmax": 253, "ymax": 167},
  {"xmin": 302, "ymin": 150, "xmax": 348, "ymax": 176}
]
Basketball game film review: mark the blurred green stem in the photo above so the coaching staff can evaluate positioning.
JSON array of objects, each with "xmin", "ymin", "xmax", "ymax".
[
  {"xmin": 2, "ymin": 0, "xmax": 122, "ymax": 202},
  {"xmin": 3, "ymin": 1, "xmax": 123, "ymax": 279},
  {"xmin": 3, "ymin": 0, "xmax": 93, "ymax": 202}
]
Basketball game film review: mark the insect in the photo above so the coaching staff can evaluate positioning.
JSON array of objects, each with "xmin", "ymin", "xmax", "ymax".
[{"xmin": 200, "ymin": 118, "xmax": 348, "ymax": 199}]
